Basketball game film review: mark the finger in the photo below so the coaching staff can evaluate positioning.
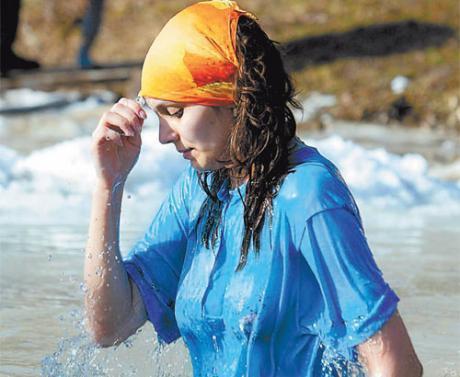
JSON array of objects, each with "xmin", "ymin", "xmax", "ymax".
[
  {"xmin": 112, "ymin": 102, "xmax": 143, "ymax": 132},
  {"xmin": 97, "ymin": 127, "xmax": 124, "ymax": 148},
  {"xmin": 101, "ymin": 111, "xmax": 135, "ymax": 137},
  {"xmin": 120, "ymin": 97, "xmax": 147, "ymax": 120}
]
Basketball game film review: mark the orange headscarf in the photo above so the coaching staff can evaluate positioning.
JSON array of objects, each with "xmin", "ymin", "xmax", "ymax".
[{"xmin": 139, "ymin": 0, "xmax": 256, "ymax": 106}]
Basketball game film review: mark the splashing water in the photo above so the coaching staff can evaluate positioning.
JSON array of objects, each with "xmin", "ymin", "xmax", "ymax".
[
  {"xmin": 40, "ymin": 308, "xmax": 191, "ymax": 377},
  {"xmin": 40, "ymin": 309, "xmax": 108, "ymax": 377},
  {"xmin": 319, "ymin": 343, "xmax": 367, "ymax": 377}
]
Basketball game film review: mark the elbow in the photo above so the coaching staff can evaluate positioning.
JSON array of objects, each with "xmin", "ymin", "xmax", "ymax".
[
  {"xmin": 84, "ymin": 298, "xmax": 122, "ymax": 347},
  {"xmin": 84, "ymin": 312, "xmax": 121, "ymax": 348},
  {"xmin": 415, "ymin": 357, "xmax": 424, "ymax": 377},
  {"xmin": 87, "ymin": 324, "xmax": 120, "ymax": 348}
]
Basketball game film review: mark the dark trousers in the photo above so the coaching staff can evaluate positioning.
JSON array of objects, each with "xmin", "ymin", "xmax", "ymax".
[
  {"xmin": 80, "ymin": 0, "xmax": 105, "ymax": 56},
  {"xmin": 1, "ymin": 0, "xmax": 21, "ymax": 56}
]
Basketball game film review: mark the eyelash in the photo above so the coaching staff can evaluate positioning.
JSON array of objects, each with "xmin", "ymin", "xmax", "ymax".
[{"xmin": 166, "ymin": 108, "xmax": 184, "ymax": 118}]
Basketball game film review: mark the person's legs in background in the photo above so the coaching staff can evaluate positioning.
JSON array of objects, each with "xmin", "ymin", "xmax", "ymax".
[
  {"xmin": 1, "ymin": 0, "xmax": 40, "ymax": 76},
  {"xmin": 78, "ymin": 0, "xmax": 105, "ymax": 69}
]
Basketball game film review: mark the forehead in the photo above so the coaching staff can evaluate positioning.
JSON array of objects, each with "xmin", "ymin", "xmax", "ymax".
[{"xmin": 144, "ymin": 97, "xmax": 184, "ymax": 110}]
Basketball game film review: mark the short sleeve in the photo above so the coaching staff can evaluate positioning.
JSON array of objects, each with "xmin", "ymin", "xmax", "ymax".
[
  {"xmin": 298, "ymin": 207, "xmax": 399, "ymax": 358},
  {"xmin": 123, "ymin": 166, "xmax": 194, "ymax": 344}
]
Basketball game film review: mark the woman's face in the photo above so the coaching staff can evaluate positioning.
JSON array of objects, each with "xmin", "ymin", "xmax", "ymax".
[{"xmin": 145, "ymin": 97, "xmax": 234, "ymax": 171}]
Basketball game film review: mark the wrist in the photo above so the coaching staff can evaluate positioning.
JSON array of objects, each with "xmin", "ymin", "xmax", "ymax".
[{"xmin": 94, "ymin": 178, "xmax": 126, "ymax": 195}]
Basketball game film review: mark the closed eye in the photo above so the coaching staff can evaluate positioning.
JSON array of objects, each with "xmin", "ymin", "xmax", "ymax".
[
  {"xmin": 171, "ymin": 108, "xmax": 184, "ymax": 118},
  {"xmin": 164, "ymin": 107, "xmax": 184, "ymax": 118}
]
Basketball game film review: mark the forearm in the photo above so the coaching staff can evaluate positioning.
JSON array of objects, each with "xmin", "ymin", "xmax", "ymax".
[{"xmin": 84, "ymin": 180, "xmax": 132, "ymax": 342}]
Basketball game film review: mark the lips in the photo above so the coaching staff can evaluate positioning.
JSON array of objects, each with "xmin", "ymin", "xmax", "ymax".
[{"xmin": 178, "ymin": 147, "xmax": 194, "ymax": 160}]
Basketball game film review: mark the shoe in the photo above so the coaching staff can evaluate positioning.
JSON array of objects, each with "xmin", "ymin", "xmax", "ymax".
[{"xmin": 1, "ymin": 51, "xmax": 40, "ymax": 77}]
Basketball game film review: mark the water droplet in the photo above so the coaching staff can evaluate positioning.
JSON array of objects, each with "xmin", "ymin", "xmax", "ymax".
[
  {"xmin": 211, "ymin": 335, "xmax": 219, "ymax": 352},
  {"xmin": 239, "ymin": 312, "xmax": 257, "ymax": 339},
  {"xmin": 95, "ymin": 266, "xmax": 103, "ymax": 276},
  {"xmin": 123, "ymin": 338, "xmax": 134, "ymax": 348},
  {"xmin": 80, "ymin": 282, "xmax": 88, "ymax": 293}
]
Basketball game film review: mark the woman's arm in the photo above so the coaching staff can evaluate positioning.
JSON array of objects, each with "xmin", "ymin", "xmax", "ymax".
[
  {"xmin": 85, "ymin": 181, "xmax": 147, "ymax": 346},
  {"xmin": 297, "ymin": 207, "xmax": 422, "ymax": 376},
  {"xmin": 357, "ymin": 311, "xmax": 423, "ymax": 376},
  {"xmin": 84, "ymin": 98, "xmax": 148, "ymax": 346}
]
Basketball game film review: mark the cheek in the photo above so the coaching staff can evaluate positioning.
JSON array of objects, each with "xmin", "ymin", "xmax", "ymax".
[
  {"xmin": 181, "ymin": 124, "xmax": 206, "ymax": 143},
  {"xmin": 181, "ymin": 113, "xmax": 220, "ymax": 146}
]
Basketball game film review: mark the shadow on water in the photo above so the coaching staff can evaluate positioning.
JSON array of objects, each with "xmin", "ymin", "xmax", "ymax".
[{"xmin": 281, "ymin": 20, "xmax": 456, "ymax": 72}]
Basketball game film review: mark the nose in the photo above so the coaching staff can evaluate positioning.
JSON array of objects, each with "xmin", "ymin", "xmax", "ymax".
[{"xmin": 158, "ymin": 118, "xmax": 179, "ymax": 144}]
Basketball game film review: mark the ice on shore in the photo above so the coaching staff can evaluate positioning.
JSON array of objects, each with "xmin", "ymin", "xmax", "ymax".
[
  {"xmin": 0, "ymin": 88, "xmax": 115, "ymax": 114},
  {"xmin": 0, "ymin": 88, "xmax": 459, "ymax": 224},
  {"xmin": 1, "ymin": 130, "xmax": 459, "ymax": 225},
  {"xmin": 292, "ymin": 92, "xmax": 337, "ymax": 124}
]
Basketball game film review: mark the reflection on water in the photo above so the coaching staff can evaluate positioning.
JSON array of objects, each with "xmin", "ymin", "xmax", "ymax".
[{"xmin": 0, "ymin": 208, "xmax": 459, "ymax": 376}]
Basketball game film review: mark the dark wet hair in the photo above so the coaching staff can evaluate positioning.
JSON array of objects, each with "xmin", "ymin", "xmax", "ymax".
[{"xmin": 196, "ymin": 15, "xmax": 300, "ymax": 271}]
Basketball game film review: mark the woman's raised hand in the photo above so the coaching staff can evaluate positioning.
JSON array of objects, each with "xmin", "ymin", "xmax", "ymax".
[{"xmin": 91, "ymin": 98, "xmax": 147, "ymax": 189}]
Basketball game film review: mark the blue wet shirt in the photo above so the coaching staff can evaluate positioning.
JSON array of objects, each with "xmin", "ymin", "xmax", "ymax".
[{"xmin": 123, "ymin": 137, "xmax": 399, "ymax": 376}]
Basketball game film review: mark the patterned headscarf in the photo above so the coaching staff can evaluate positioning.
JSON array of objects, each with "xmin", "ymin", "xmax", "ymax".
[{"xmin": 139, "ymin": 0, "xmax": 256, "ymax": 106}]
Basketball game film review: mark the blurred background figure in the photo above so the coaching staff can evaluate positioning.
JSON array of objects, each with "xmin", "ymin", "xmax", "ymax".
[
  {"xmin": 77, "ymin": 0, "xmax": 105, "ymax": 69},
  {"xmin": 0, "ymin": 0, "xmax": 40, "ymax": 76}
]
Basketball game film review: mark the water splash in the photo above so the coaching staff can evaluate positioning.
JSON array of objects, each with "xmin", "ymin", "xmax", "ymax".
[
  {"xmin": 239, "ymin": 312, "xmax": 257, "ymax": 340},
  {"xmin": 41, "ymin": 309, "xmax": 108, "ymax": 377},
  {"xmin": 41, "ymin": 307, "xmax": 192, "ymax": 377},
  {"xmin": 319, "ymin": 343, "xmax": 367, "ymax": 377}
]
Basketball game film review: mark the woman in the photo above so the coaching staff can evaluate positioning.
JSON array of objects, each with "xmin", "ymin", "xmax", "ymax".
[{"xmin": 84, "ymin": 1, "xmax": 422, "ymax": 375}]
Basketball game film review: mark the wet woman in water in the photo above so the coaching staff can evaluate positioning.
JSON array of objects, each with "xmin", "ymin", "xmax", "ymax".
[{"xmin": 84, "ymin": 1, "xmax": 422, "ymax": 375}]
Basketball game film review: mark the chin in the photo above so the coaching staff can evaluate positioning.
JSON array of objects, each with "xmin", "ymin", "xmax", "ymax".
[{"xmin": 190, "ymin": 158, "xmax": 220, "ymax": 172}]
